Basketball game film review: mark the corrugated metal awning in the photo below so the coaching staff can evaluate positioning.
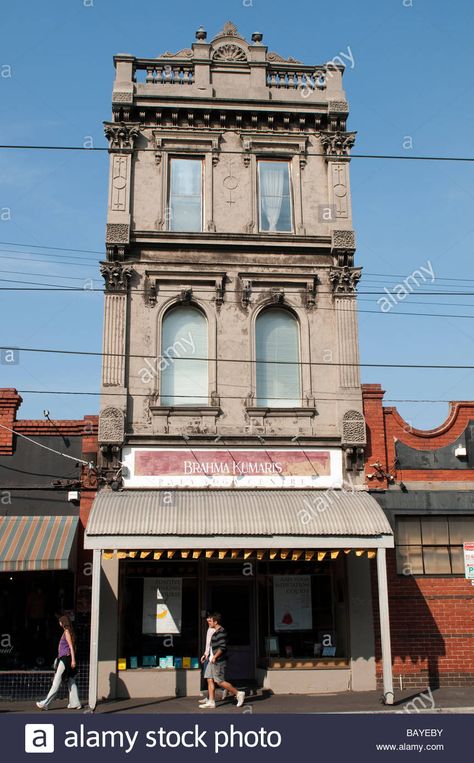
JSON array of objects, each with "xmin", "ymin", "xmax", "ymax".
[
  {"xmin": 85, "ymin": 490, "xmax": 393, "ymax": 549},
  {"xmin": 0, "ymin": 516, "xmax": 79, "ymax": 572}
]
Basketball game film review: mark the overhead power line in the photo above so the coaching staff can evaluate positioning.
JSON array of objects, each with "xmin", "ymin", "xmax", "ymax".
[
  {"xmin": 10, "ymin": 389, "xmax": 472, "ymax": 405},
  {"xmin": 0, "ymin": 422, "xmax": 91, "ymax": 465},
  {"xmin": 1, "ymin": 344, "xmax": 474, "ymax": 369},
  {"xmin": 1, "ymin": 144, "xmax": 474, "ymax": 163}
]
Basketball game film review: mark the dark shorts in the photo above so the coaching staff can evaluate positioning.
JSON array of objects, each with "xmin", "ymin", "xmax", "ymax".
[{"xmin": 204, "ymin": 660, "xmax": 226, "ymax": 682}]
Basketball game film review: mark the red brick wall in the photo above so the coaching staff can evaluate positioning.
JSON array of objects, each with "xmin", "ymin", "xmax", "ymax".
[
  {"xmin": 371, "ymin": 552, "xmax": 474, "ymax": 688},
  {"xmin": 363, "ymin": 385, "xmax": 474, "ymax": 688},
  {"xmin": 0, "ymin": 389, "xmax": 22, "ymax": 454}
]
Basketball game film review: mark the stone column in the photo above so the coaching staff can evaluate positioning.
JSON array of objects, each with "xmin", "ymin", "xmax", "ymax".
[
  {"xmin": 98, "ymin": 262, "xmax": 133, "ymax": 449},
  {"xmin": 329, "ymin": 260, "xmax": 362, "ymax": 389}
]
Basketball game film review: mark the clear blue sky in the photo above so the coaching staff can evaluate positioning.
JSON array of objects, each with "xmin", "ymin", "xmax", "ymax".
[{"xmin": 1, "ymin": 0, "xmax": 473, "ymax": 429}]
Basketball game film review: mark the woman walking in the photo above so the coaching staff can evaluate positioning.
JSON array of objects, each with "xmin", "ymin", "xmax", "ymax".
[{"xmin": 36, "ymin": 615, "xmax": 81, "ymax": 710}]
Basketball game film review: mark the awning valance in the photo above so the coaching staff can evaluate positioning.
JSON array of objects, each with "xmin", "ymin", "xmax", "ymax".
[
  {"xmin": 85, "ymin": 490, "xmax": 393, "ymax": 550},
  {"xmin": 0, "ymin": 515, "xmax": 79, "ymax": 572}
]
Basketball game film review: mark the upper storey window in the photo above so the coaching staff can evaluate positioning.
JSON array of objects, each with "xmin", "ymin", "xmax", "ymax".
[
  {"xmin": 169, "ymin": 158, "xmax": 203, "ymax": 232},
  {"xmin": 258, "ymin": 160, "xmax": 293, "ymax": 233},
  {"xmin": 256, "ymin": 308, "xmax": 301, "ymax": 407}
]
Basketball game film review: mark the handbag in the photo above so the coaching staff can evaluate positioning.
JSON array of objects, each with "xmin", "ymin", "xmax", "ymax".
[{"xmin": 59, "ymin": 655, "xmax": 78, "ymax": 679}]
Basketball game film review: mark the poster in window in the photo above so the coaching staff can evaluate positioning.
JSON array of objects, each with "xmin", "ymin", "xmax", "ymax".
[
  {"xmin": 142, "ymin": 577, "xmax": 182, "ymax": 634},
  {"xmin": 273, "ymin": 575, "xmax": 312, "ymax": 631}
]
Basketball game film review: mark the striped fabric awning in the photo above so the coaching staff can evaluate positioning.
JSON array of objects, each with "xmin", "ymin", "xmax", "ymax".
[{"xmin": 0, "ymin": 516, "xmax": 79, "ymax": 572}]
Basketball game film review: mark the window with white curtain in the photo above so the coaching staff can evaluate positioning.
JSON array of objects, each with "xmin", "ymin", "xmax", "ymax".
[
  {"xmin": 258, "ymin": 160, "xmax": 292, "ymax": 233},
  {"xmin": 255, "ymin": 308, "xmax": 301, "ymax": 406},
  {"xmin": 161, "ymin": 306, "xmax": 208, "ymax": 405},
  {"xmin": 169, "ymin": 158, "xmax": 203, "ymax": 231}
]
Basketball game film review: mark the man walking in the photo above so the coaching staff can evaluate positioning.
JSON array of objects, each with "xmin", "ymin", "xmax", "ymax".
[
  {"xmin": 199, "ymin": 614, "xmax": 227, "ymax": 704},
  {"xmin": 199, "ymin": 613, "xmax": 245, "ymax": 709}
]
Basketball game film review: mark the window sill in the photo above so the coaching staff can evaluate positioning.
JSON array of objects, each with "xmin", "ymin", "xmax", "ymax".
[
  {"xmin": 149, "ymin": 405, "xmax": 221, "ymax": 417},
  {"xmin": 246, "ymin": 406, "xmax": 317, "ymax": 418}
]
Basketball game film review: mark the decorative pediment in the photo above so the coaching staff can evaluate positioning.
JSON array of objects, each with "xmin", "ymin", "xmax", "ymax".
[
  {"xmin": 152, "ymin": 130, "xmax": 223, "ymax": 165},
  {"xmin": 159, "ymin": 48, "xmax": 193, "ymax": 58},
  {"xmin": 267, "ymin": 51, "xmax": 302, "ymax": 64},
  {"xmin": 213, "ymin": 43, "xmax": 247, "ymax": 62},
  {"xmin": 240, "ymin": 132, "xmax": 308, "ymax": 169},
  {"xmin": 212, "ymin": 21, "xmax": 245, "ymax": 41}
]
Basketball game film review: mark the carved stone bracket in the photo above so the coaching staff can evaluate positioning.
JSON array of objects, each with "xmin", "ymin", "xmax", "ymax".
[
  {"xmin": 104, "ymin": 122, "xmax": 140, "ymax": 152},
  {"xmin": 329, "ymin": 266, "xmax": 362, "ymax": 295},
  {"xmin": 98, "ymin": 406, "xmax": 125, "ymax": 446},
  {"xmin": 331, "ymin": 229, "xmax": 356, "ymax": 267},
  {"xmin": 241, "ymin": 279, "xmax": 252, "ymax": 308},
  {"xmin": 144, "ymin": 275, "xmax": 157, "ymax": 307},
  {"xmin": 100, "ymin": 261, "xmax": 134, "ymax": 292},
  {"xmin": 271, "ymin": 288, "xmax": 285, "ymax": 305},
  {"xmin": 327, "ymin": 101, "xmax": 350, "ymax": 131},
  {"xmin": 344, "ymin": 446, "xmax": 365, "ymax": 472},
  {"xmin": 106, "ymin": 223, "xmax": 130, "ymax": 261},
  {"xmin": 320, "ymin": 131, "xmax": 356, "ymax": 160}
]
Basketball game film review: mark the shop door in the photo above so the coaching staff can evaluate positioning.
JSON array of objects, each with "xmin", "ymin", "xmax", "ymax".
[{"xmin": 207, "ymin": 579, "xmax": 255, "ymax": 681}]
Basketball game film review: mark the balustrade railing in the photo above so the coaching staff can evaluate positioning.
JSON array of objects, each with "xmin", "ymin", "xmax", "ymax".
[
  {"xmin": 267, "ymin": 68, "xmax": 327, "ymax": 91},
  {"xmin": 135, "ymin": 60, "xmax": 194, "ymax": 85}
]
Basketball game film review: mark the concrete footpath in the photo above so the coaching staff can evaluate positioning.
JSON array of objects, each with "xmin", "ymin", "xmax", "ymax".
[{"xmin": 1, "ymin": 687, "xmax": 474, "ymax": 714}]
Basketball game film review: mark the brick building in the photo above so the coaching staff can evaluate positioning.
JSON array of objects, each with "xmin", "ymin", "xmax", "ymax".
[
  {"xmin": 0, "ymin": 388, "xmax": 98, "ymax": 700},
  {"xmin": 363, "ymin": 384, "xmax": 474, "ymax": 688}
]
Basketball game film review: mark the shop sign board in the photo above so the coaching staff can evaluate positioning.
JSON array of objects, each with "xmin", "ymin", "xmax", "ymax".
[
  {"xmin": 273, "ymin": 575, "xmax": 312, "ymax": 631},
  {"xmin": 142, "ymin": 577, "xmax": 182, "ymax": 634},
  {"xmin": 464, "ymin": 542, "xmax": 474, "ymax": 579},
  {"xmin": 122, "ymin": 447, "xmax": 343, "ymax": 489}
]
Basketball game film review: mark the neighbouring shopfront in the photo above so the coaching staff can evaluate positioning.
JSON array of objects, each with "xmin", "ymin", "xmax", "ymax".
[{"xmin": 0, "ymin": 516, "xmax": 79, "ymax": 671}]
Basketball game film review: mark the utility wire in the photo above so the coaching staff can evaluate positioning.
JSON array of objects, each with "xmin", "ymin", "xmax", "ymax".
[
  {"xmin": 1, "ymin": 344, "xmax": 474, "ymax": 369},
  {"xmin": 11, "ymin": 389, "xmax": 473, "ymax": 404},
  {"xmin": 0, "ymin": 422, "xmax": 92, "ymax": 466},
  {"xmin": 1, "ymin": 144, "xmax": 474, "ymax": 163}
]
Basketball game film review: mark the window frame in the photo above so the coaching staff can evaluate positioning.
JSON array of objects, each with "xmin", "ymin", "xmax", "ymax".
[
  {"xmin": 167, "ymin": 156, "xmax": 204, "ymax": 233},
  {"xmin": 254, "ymin": 306, "xmax": 302, "ymax": 408},
  {"xmin": 395, "ymin": 514, "xmax": 473, "ymax": 576},
  {"xmin": 159, "ymin": 303, "xmax": 209, "ymax": 407},
  {"xmin": 257, "ymin": 158, "xmax": 294, "ymax": 234}
]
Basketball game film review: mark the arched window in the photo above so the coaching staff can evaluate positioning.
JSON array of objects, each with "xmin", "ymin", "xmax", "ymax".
[
  {"xmin": 161, "ymin": 305, "xmax": 208, "ymax": 405},
  {"xmin": 255, "ymin": 308, "xmax": 301, "ymax": 407}
]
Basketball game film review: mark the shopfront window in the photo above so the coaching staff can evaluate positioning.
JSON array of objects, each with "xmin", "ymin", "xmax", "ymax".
[
  {"xmin": 256, "ymin": 559, "xmax": 348, "ymax": 662},
  {"xmin": 119, "ymin": 561, "xmax": 199, "ymax": 669},
  {"xmin": 396, "ymin": 515, "xmax": 474, "ymax": 575},
  {"xmin": 0, "ymin": 572, "xmax": 75, "ymax": 670}
]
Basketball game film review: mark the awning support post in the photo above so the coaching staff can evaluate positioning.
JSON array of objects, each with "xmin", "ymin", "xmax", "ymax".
[
  {"xmin": 88, "ymin": 548, "xmax": 101, "ymax": 711},
  {"xmin": 376, "ymin": 547, "xmax": 394, "ymax": 704}
]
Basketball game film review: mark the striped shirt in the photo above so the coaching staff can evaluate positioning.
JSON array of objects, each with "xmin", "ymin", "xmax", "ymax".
[{"xmin": 210, "ymin": 626, "xmax": 228, "ymax": 662}]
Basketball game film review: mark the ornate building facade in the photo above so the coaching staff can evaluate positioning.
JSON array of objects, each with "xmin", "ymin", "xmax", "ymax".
[{"xmin": 85, "ymin": 22, "xmax": 395, "ymax": 705}]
